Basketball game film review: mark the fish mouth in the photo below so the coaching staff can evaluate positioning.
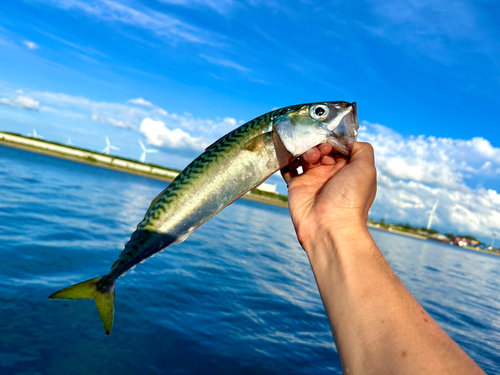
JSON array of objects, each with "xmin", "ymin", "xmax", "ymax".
[{"xmin": 326, "ymin": 102, "xmax": 359, "ymax": 156}]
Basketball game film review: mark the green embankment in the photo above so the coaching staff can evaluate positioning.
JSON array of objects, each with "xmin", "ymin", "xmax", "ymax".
[
  {"xmin": 250, "ymin": 189, "xmax": 288, "ymax": 203},
  {"xmin": 0, "ymin": 131, "xmax": 289, "ymax": 206}
]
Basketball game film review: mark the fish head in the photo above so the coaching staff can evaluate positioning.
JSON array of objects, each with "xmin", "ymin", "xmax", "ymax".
[{"xmin": 273, "ymin": 101, "xmax": 359, "ymax": 156}]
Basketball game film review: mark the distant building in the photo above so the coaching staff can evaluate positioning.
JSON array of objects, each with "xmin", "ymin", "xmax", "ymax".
[
  {"xmin": 388, "ymin": 224, "xmax": 404, "ymax": 231},
  {"xmin": 256, "ymin": 182, "xmax": 277, "ymax": 194},
  {"xmin": 453, "ymin": 237, "xmax": 479, "ymax": 248},
  {"xmin": 428, "ymin": 233, "xmax": 450, "ymax": 242}
]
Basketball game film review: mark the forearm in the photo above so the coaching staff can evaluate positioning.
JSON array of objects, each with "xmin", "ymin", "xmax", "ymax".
[{"xmin": 305, "ymin": 225, "xmax": 484, "ymax": 375}]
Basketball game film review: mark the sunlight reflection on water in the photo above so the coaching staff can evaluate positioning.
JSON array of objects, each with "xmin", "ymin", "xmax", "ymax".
[{"xmin": 1, "ymin": 145, "xmax": 499, "ymax": 374}]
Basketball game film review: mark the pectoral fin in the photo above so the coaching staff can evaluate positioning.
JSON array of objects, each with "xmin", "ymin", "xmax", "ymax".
[
  {"xmin": 243, "ymin": 131, "xmax": 295, "ymax": 168},
  {"xmin": 242, "ymin": 132, "xmax": 274, "ymax": 152}
]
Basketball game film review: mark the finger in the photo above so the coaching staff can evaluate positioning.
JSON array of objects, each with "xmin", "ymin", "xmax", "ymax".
[
  {"xmin": 300, "ymin": 147, "xmax": 325, "ymax": 172},
  {"xmin": 301, "ymin": 147, "xmax": 321, "ymax": 164},
  {"xmin": 349, "ymin": 142, "xmax": 377, "ymax": 182},
  {"xmin": 349, "ymin": 142, "xmax": 377, "ymax": 218},
  {"xmin": 320, "ymin": 154, "xmax": 336, "ymax": 165},
  {"xmin": 280, "ymin": 159, "xmax": 301, "ymax": 185},
  {"xmin": 365, "ymin": 182, "xmax": 377, "ymax": 218},
  {"xmin": 333, "ymin": 152, "xmax": 349, "ymax": 164},
  {"xmin": 364, "ymin": 156, "xmax": 378, "ymax": 217},
  {"xmin": 350, "ymin": 142, "xmax": 375, "ymax": 166},
  {"xmin": 318, "ymin": 143, "xmax": 333, "ymax": 157},
  {"xmin": 281, "ymin": 168, "xmax": 298, "ymax": 186}
]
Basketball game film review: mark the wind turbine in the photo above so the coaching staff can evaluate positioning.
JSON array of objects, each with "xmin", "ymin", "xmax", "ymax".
[
  {"xmin": 102, "ymin": 136, "xmax": 120, "ymax": 155},
  {"xmin": 67, "ymin": 137, "xmax": 74, "ymax": 146},
  {"xmin": 138, "ymin": 140, "xmax": 158, "ymax": 163},
  {"xmin": 426, "ymin": 199, "xmax": 439, "ymax": 230},
  {"xmin": 28, "ymin": 129, "xmax": 44, "ymax": 139}
]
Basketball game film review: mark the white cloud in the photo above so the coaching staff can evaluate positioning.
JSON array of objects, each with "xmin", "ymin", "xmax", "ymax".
[
  {"xmin": 156, "ymin": 0, "xmax": 292, "ymax": 16},
  {"xmin": 43, "ymin": 0, "xmax": 216, "ymax": 44},
  {"xmin": 32, "ymin": 91, "xmax": 92, "ymax": 108},
  {"xmin": 157, "ymin": 108, "xmax": 168, "ymax": 116},
  {"xmin": 41, "ymin": 32, "xmax": 108, "ymax": 59},
  {"xmin": 2, "ymin": 87, "xmax": 240, "ymax": 139},
  {"xmin": 2, "ymin": 82, "xmax": 499, "ymax": 239},
  {"xmin": 92, "ymin": 113, "xmax": 136, "ymax": 130},
  {"xmin": 23, "ymin": 40, "xmax": 39, "ymax": 50},
  {"xmin": 361, "ymin": 121, "xmax": 500, "ymax": 187},
  {"xmin": 360, "ymin": 121, "xmax": 500, "ymax": 238},
  {"xmin": 128, "ymin": 97, "xmax": 154, "ymax": 107},
  {"xmin": 15, "ymin": 96, "xmax": 40, "ymax": 110},
  {"xmin": 161, "ymin": 112, "xmax": 239, "ymax": 137},
  {"xmin": 200, "ymin": 54, "xmax": 249, "ymax": 72},
  {"xmin": 27, "ymin": 90, "xmax": 148, "ymax": 129},
  {"xmin": 0, "ymin": 95, "xmax": 39, "ymax": 110},
  {"xmin": 140, "ymin": 117, "xmax": 208, "ymax": 150},
  {"xmin": 39, "ymin": 106, "xmax": 86, "ymax": 119},
  {"xmin": 157, "ymin": 0, "xmax": 237, "ymax": 14},
  {"xmin": 0, "ymin": 98, "xmax": 11, "ymax": 107}
]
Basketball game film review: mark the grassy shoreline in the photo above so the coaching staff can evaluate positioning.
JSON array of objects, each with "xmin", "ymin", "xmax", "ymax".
[
  {"xmin": 0, "ymin": 136, "xmax": 288, "ymax": 208},
  {"xmin": 2, "ymin": 134, "xmax": 494, "ymax": 253},
  {"xmin": 368, "ymin": 223, "xmax": 500, "ymax": 257}
]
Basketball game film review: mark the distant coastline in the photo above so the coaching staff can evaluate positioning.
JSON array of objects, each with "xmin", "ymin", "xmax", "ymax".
[
  {"xmin": 0, "ymin": 131, "xmax": 288, "ymax": 209},
  {"xmin": 367, "ymin": 222, "xmax": 500, "ymax": 257},
  {"xmin": 2, "ymin": 132, "xmax": 496, "ymax": 255}
]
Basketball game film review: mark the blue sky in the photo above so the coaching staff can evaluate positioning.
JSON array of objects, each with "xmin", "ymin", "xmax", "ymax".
[{"xmin": 1, "ymin": 0, "xmax": 500, "ymax": 241}]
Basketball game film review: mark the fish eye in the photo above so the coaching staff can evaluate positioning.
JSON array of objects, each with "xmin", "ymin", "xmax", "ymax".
[{"xmin": 310, "ymin": 105, "xmax": 330, "ymax": 121}]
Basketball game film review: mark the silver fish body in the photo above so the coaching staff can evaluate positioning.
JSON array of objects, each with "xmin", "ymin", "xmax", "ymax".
[{"xmin": 49, "ymin": 101, "xmax": 359, "ymax": 335}]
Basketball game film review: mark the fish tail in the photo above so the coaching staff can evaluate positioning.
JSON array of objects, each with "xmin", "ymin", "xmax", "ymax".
[{"xmin": 48, "ymin": 276, "xmax": 115, "ymax": 336}]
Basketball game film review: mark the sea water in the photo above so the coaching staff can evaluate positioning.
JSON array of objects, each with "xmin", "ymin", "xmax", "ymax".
[{"xmin": 0, "ymin": 145, "xmax": 499, "ymax": 374}]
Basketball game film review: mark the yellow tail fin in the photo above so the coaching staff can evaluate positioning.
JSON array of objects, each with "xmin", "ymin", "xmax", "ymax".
[{"xmin": 48, "ymin": 276, "xmax": 115, "ymax": 336}]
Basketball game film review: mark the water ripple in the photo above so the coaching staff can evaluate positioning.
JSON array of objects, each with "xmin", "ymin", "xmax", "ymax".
[{"xmin": 0, "ymin": 146, "xmax": 497, "ymax": 375}]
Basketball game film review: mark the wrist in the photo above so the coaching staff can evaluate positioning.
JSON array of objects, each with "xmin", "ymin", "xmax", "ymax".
[
  {"xmin": 301, "ymin": 219, "xmax": 370, "ymax": 254},
  {"xmin": 303, "ymin": 221, "xmax": 380, "ymax": 270}
]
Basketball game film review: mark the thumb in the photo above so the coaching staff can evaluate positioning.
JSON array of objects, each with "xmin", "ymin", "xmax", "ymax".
[{"xmin": 350, "ymin": 142, "xmax": 375, "ymax": 167}]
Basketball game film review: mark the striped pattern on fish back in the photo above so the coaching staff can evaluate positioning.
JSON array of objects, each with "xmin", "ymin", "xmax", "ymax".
[
  {"xmin": 101, "ymin": 103, "xmax": 310, "ymax": 288},
  {"xmin": 136, "ymin": 105, "xmax": 303, "ymax": 230}
]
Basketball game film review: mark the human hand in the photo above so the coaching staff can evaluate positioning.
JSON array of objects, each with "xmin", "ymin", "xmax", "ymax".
[
  {"xmin": 282, "ymin": 144, "xmax": 485, "ymax": 375},
  {"xmin": 281, "ymin": 142, "xmax": 377, "ymax": 252}
]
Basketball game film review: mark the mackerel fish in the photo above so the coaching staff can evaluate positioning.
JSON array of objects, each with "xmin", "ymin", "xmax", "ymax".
[{"xmin": 49, "ymin": 101, "xmax": 359, "ymax": 335}]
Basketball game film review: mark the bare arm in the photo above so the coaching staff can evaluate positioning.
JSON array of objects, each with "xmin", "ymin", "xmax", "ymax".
[{"xmin": 281, "ymin": 142, "xmax": 484, "ymax": 375}]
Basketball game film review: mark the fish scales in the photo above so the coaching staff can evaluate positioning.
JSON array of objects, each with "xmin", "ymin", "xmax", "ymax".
[
  {"xmin": 99, "ymin": 110, "xmax": 280, "ymax": 290},
  {"xmin": 48, "ymin": 101, "xmax": 359, "ymax": 335}
]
